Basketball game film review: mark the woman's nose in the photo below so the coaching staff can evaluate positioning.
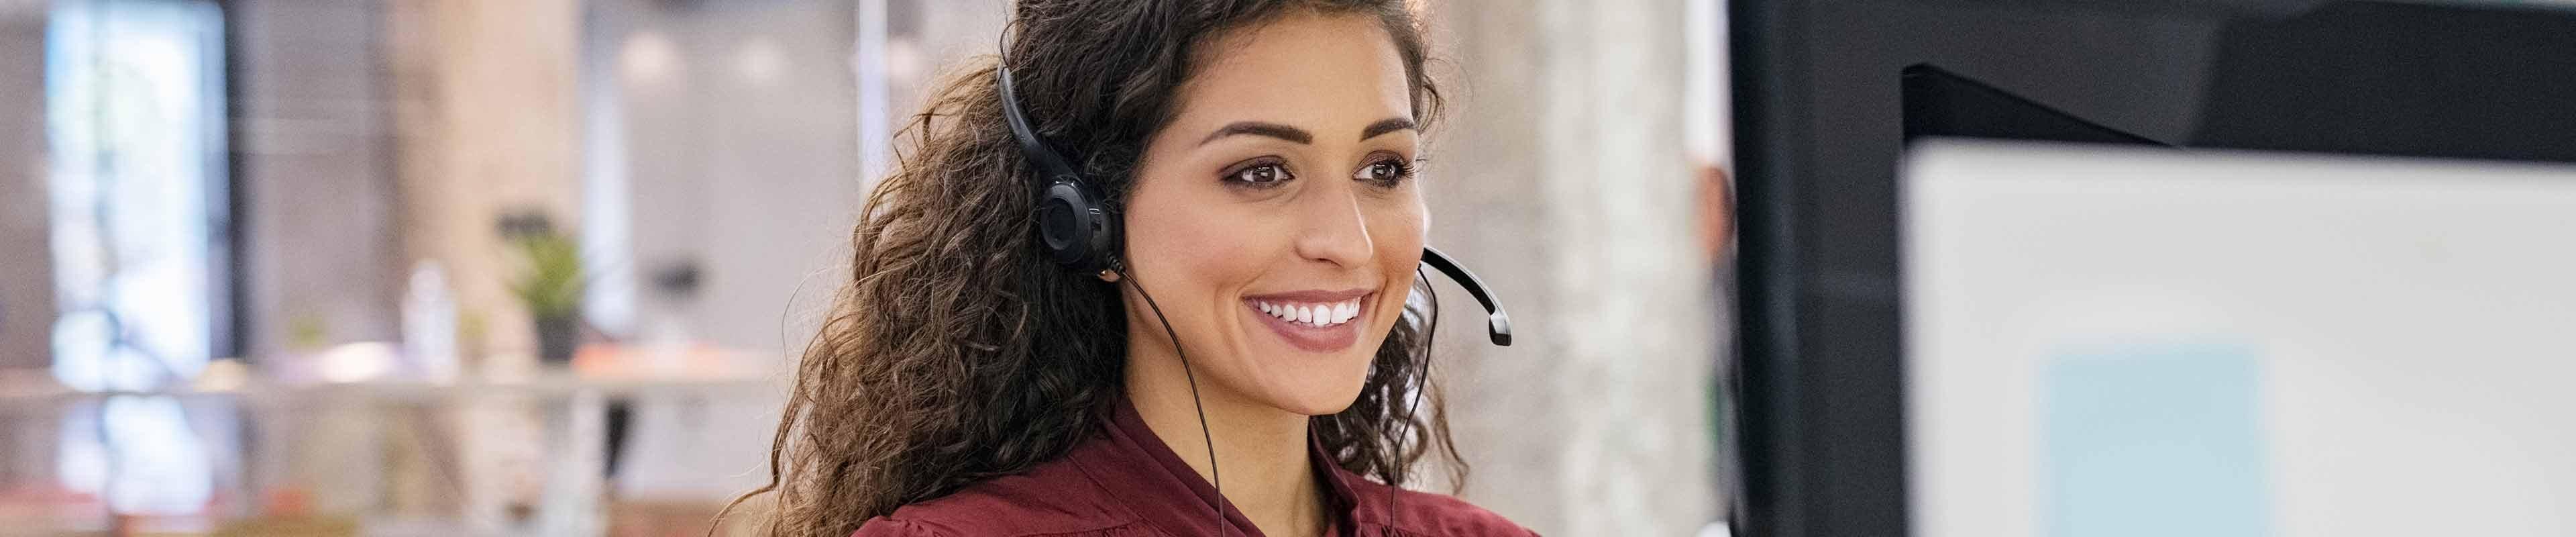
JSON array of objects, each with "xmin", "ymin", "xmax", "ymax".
[{"xmin": 1293, "ymin": 186, "xmax": 1375, "ymax": 268}]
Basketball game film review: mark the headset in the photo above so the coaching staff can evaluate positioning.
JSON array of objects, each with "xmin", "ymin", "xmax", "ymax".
[
  {"xmin": 999, "ymin": 63, "xmax": 1513, "ymax": 534},
  {"xmin": 999, "ymin": 67, "xmax": 1120, "ymax": 275}
]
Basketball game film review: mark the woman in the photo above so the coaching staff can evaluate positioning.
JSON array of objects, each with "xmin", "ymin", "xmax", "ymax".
[{"xmin": 733, "ymin": 1, "xmax": 1533, "ymax": 536}]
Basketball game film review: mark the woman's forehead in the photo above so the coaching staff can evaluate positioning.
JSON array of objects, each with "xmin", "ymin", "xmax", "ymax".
[{"xmin": 1166, "ymin": 12, "xmax": 1415, "ymax": 140}]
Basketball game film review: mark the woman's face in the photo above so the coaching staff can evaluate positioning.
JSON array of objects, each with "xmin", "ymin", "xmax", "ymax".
[{"xmin": 1118, "ymin": 11, "xmax": 1426, "ymax": 416}]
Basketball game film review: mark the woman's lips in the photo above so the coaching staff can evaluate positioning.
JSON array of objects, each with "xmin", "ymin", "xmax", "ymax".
[{"xmin": 1242, "ymin": 291, "xmax": 1372, "ymax": 353}]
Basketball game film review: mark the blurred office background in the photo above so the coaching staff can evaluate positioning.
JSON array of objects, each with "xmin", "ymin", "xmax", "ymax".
[{"xmin": 0, "ymin": 1, "xmax": 1731, "ymax": 535}]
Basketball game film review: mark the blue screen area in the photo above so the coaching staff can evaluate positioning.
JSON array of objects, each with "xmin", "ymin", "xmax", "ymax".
[{"xmin": 2042, "ymin": 342, "xmax": 2273, "ymax": 537}]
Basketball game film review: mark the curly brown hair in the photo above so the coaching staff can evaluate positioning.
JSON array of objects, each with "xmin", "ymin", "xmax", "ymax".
[{"xmin": 727, "ymin": 1, "xmax": 1457, "ymax": 536}]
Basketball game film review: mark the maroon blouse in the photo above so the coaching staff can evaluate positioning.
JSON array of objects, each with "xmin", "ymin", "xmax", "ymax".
[{"xmin": 849, "ymin": 399, "xmax": 1537, "ymax": 536}]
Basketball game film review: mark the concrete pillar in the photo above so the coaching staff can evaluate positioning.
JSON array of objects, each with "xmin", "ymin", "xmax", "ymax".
[
  {"xmin": 0, "ymin": 3, "xmax": 53, "ymax": 489},
  {"xmin": 386, "ymin": 0, "xmax": 584, "ymax": 360},
  {"xmin": 0, "ymin": 6, "xmax": 50, "ymax": 370},
  {"xmin": 1425, "ymin": 0, "xmax": 1721, "ymax": 534}
]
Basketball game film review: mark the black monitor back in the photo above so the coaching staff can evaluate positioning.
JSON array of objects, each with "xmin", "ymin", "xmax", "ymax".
[{"xmin": 1727, "ymin": 1, "xmax": 2576, "ymax": 536}]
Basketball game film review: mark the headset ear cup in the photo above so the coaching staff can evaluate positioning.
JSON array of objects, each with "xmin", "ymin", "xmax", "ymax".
[
  {"xmin": 1038, "ymin": 179, "xmax": 1118, "ymax": 273},
  {"xmin": 1079, "ymin": 181, "xmax": 1118, "ymax": 273},
  {"xmin": 1037, "ymin": 181, "xmax": 1086, "ymax": 267}
]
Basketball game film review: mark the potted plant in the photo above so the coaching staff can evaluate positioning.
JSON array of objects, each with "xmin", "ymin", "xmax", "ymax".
[{"xmin": 500, "ymin": 211, "xmax": 585, "ymax": 364}]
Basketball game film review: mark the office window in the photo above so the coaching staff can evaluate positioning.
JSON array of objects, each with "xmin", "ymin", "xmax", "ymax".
[{"xmin": 44, "ymin": 0, "xmax": 227, "ymax": 515}]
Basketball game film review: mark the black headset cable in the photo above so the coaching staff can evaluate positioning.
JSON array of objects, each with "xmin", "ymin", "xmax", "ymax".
[
  {"xmin": 1118, "ymin": 264, "xmax": 1230, "ymax": 536},
  {"xmin": 1388, "ymin": 266, "xmax": 1439, "ymax": 533}
]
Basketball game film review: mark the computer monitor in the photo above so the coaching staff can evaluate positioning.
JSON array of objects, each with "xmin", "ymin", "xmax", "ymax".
[
  {"xmin": 1727, "ymin": 1, "xmax": 2576, "ymax": 535},
  {"xmin": 1902, "ymin": 139, "xmax": 2576, "ymax": 537},
  {"xmin": 1900, "ymin": 65, "xmax": 2164, "ymax": 146}
]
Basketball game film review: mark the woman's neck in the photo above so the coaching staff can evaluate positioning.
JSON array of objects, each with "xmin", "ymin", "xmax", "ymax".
[{"xmin": 1126, "ymin": 356, "xmax": 1326, "ymax": 537}]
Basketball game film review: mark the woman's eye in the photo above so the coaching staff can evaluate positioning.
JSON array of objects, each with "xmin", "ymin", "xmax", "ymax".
[
  {"xmin": 1222, "ymin": 160, "xmax": 1295, "ymax": 187},
  {"xmin": 1354, "ymin": 158, "xmax": 1415, "ymax": 186}
]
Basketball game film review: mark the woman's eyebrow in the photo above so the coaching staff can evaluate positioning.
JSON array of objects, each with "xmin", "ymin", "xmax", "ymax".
[
  {"xmin": 1359, "ymin": 117, "xmax": 1415, "ymax": 140},
  {"xmin": 1195, "ymin": 117, "xmax": 1417, "ymax": 147},
  {"xmin": 1199, "ymin": 121, "xmax": 1313, "ymax": 146}
]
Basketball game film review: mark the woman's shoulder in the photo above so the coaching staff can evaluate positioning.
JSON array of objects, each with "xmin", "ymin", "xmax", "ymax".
[
  {"xmin": 851, "ymin": 456, "xmax": 1150, "ymax": 537},
  {"xmin": 1344, "ymin": 478, "xmax": 1541, "ymax": 536}
]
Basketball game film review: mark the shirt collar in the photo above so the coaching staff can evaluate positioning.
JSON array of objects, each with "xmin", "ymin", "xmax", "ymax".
[{"xmin": 1073, "ymin": 397, "xmax": 1368, "ymax": 536}]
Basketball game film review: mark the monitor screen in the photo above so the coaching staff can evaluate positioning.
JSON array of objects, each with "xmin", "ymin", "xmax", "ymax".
[{"xmin": 1902, "ymin": 140, "xmax": 2576, "ymax": 537}]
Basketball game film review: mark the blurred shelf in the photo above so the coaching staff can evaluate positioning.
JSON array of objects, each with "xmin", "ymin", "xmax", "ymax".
[{"xmin": 0, "ymin": 370, "xmax": 784, "ymax": 409}]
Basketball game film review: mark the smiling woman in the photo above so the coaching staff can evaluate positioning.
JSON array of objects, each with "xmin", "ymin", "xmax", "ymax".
[{"xmin": 731, "ymin": 1, "xmax": 1534, "ymax": 537}]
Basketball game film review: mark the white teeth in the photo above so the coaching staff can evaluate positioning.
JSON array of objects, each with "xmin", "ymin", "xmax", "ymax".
[{"xmin": 1252, "ymin": 297, "xmax": 1366, "ymax": 327}]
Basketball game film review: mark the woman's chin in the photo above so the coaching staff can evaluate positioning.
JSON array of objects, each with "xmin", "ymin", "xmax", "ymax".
[
  {"xmin": 1274, "ymin": 393, "xmax": 1363, "ymax": 417},
  {"xmin": 1251, "ymin": 357, "xmax": 1380, "ymax": 416},
  {"xmin": 1226, "ymin": 326, "xmax": 1392, "ymax": 416}
]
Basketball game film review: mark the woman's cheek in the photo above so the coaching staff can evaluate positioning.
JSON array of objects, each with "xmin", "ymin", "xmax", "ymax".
[
  {"xmin": 1170, "ymin": 211, "xmax": 1276, "ymax": 291},
  {"xmin": 1373, "ymin": 197, "xmax": 1429, "ymax": 254},
  {"xmin": 1139, "ymin": 188, "xmax": 1256, "ymax": 278}
]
